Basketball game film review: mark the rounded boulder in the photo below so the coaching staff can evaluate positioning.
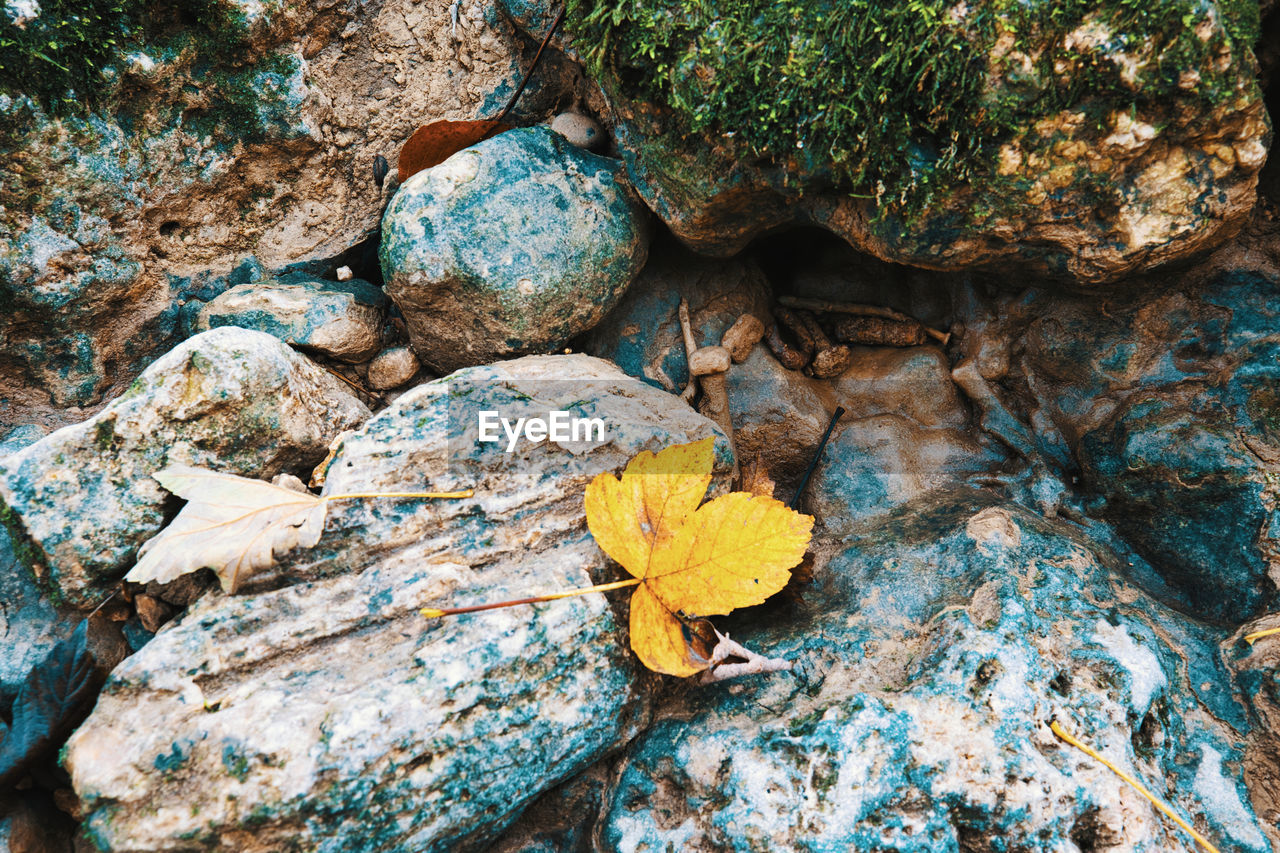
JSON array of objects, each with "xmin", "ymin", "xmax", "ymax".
[{"xmin": 380, "ymin": 127, "xmax": 651, "ymax": 372}]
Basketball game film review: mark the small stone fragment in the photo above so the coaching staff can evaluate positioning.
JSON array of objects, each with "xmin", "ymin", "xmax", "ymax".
[
  {"xmin": 551, "ymin": 112, "xmax": 606, "ymax": 151},
  {"xmin": 366, "ymin": 346, "xmax": 421, "ymax": 390},
  {"xmin": 335, "ymin": 265, "xmax": 354, "ymax": 281}
]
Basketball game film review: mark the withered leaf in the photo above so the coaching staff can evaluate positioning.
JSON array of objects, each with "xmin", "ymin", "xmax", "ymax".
[{"xmin": 397, "ymin": 119, "xmax": 512, "ymax": 183}]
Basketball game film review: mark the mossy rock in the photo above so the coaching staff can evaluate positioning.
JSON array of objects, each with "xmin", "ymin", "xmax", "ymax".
[{"xmin": 548, "ymin": 0, "xmax": 1269, "ymax": 283}]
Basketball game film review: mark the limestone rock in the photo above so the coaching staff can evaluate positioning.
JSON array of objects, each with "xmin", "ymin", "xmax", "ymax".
[
  {"xmin": 381, "ymin": 127, "xmax": 650, "ymax": 372},
  {"xmin": 980, "ymin": 269, "xmax": 1280, "ymax": 622},
  {"xmin": 581, "ymin": 239, "xmax": 772, "ymax": 393},
  {"xmin": 596, "ymin": 497, "xmax": 1272, "ymax": 852},
  {"xmin": 550, "ymin": 112, "xmax": 606, "ymax": 151},
  {"xmin": 194, "ymin": 275, "xmax": 387, "ymax": 363},
  {"xmin": 551, "ymin": 0, "xmax": 1267, "ymax": 283},
  {"xmin": 366, "ymin": 345, "xmax": 421, "ymax": 390},
  {"xmin": 0, "ymin": 327, "xmax": 369, "ymax": 608},
  {"xmin": 0, "ymin": 0, "xmax": 579, "ymax": 420},
  {"xmin": 66, "ymin": 354, "xmax": 729, "ymax": 853}
]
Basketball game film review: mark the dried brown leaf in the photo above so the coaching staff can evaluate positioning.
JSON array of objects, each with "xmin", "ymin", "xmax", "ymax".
[{"xmin": 397, "ymin": 119, "xmax": 511, "ymax": 183}]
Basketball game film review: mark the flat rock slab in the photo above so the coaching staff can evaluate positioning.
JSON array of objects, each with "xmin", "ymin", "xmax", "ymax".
[
  {"xmin": 194, "ymin": 275, "xmax": 388, "ymax": 363},
  {"xmin": 67, "ymin": 354, "xmax": 729, "ymax": 852},
  {"xmin": 0, "ymin": 327, "xmax": 369, "ymax": 608}
]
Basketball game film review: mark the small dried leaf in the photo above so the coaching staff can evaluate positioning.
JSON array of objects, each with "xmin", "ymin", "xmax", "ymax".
[
  {"xmin": 127, "ymin": 466, "xmax": 327, "ymax": 594},
  {"xmin": 739, "ymin": 453, "xmax": 776, "ymax": 498},
  {"xmin": 397, "ymin": 119, "xmax": 512, "ymax": 183}
]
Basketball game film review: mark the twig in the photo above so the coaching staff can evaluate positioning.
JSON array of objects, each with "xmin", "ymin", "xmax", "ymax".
[
  {"xmin": 777, "ymin": 295, "xmax": 950, "ymax": 345},
  {"xmin": 492, "ymin": 6, "xmax": 565, "ymax": 123},
  {"xmin": 698, "ymin": 629, "xmax": 791, "ymax": 684},
  {"xmin": 1050, "ymin": 718, "xmax": 1221, "ymax": 853},
  {"xmin": 790, "ymin": 406, "xmax": 845, "ymax": 510},
  {"xmin": 678, "ymin": 299, "xmax": 699, "ymax": 403}
]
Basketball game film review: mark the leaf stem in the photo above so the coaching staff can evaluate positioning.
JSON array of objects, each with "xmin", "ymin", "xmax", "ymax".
[
  {"xmin": 1050, "ymin": 718, "xmax": 1220, "ymax": 853},
  {"xmin": 1244, "ymin": 626, "xmax": 1280, "ymax": 644},
  {"xmin": 325, "ymin": 490, "xmax": 475, "ymax": 501},
  {"xmin": 790, "ymin": 406, "xmax": 845, "ymax": 509},
  {"xmin": 421, "ymin": 577, "xmax": 640, "ymax": 618}
]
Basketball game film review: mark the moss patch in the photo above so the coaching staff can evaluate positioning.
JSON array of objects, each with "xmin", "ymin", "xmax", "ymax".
[
  {"xmin": 567, "ymin": 0, "xmax": 1261, "ymax": 216},
  {"xmin": 0, "ymin": 0, "xmax": 143, "ymax": 111}
]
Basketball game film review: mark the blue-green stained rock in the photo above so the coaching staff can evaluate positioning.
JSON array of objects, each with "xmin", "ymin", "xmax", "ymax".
[
  {"xmin": 0, "ymin": 327, "xmax": 369, "ymax": 608},
  {"xmin": 380, "ymin": 127, "xmax": 651, "ymax": 372},
  {"xmin": 66, "ymin": 354, "xmax": 729, "ymax": 853},
  {"xmin": 598, "ymin": 496, "xmax": 1271, "ymax": 851},
  {"xmin": 996, "ymin": 269, "xmax": 1280, "ymax": 623},
  {"xmin": 544, "ymin": 0, "xmax": 1266, "ymax": 283},
  {"xmin": 580, "ymin": 238, "xmax": 771, "ymax": 393},
  {"xmin": 194, "ymin": 275, "xmax": 388, "ymax": 363}
]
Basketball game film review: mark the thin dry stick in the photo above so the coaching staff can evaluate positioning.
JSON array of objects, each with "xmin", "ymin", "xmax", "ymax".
[
  {"xmin": 421, "ymin": 577, "xmax": 640, "ymax": 618},
  {"xmin": 326, "ymin": 489, "xmax": 473, "ymax": 501},
  {"xmin": 777, "ymin": 295, "xmax": 950, "ymax": 345},
  {"xmin": 1050, "ymin": 718, "xmax": 1221, "ymax": 853},
  {"xmin": 678, "ymin": 298, "xmax": 699, "ymax": 403},
  {"xmin": 491, "ymin": 6, "xmax": 565, "ymax": 123}
]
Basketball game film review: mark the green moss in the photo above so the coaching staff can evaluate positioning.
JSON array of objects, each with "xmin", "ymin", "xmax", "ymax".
[
  {"xmin": 567, "ymin": 0, "xmax": 1261, "ymax": 218},
  {"xmin": 221, "ymin": 741, "xmax": 251, "ymax": 782},
  {"xmin": 0, "ymin": 0, "xmax": 143, "ymax": 111},
  {"xmin": 0, "ymin": 497, "xmax": 50, "ymax": 589}
]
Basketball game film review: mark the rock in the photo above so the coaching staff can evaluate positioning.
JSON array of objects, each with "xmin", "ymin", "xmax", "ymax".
[
  {"xmin": 553, "ymin": 0, "xmax": 1266, "ymax": 282},
  {"xmin": 550, "ymin": 112, "xmax": 606, "ymax": 151},
  {"xmin": 366, "ymin": 346, "xmax": 422, "ymax": 390},
  {"xmin": 973, "ymin": 269, "xmax": 1280, "ymax": 622},
  {"xmin": 0, "ymin": 524, "xmax": 80, "ymax": 709},
  {"xmin": 0, "ymin": 793, "xmax": 75, "ymax": 853},
  {"xmin": 581, "ymin": 238, "xmax": 772, "ymax": 393},
  {"xmin": 726, "ymin": 347, "xmax": 835, "ymax": 482},
  {"xmin": 596, "ymin": 496, "xmax": 1272, "ymax": 852},
  {"xmin": 67, "ymin": 354, "xmax": 730, "ymax": 852},
  {"xmin": 381, "ymin": 127, "xmax": 650, "ymax": 372},
  {"xmin": 0, "ymin": 327, "xmax": 369, "ymax": 608},
  {"xmin": 0, "ymin": 0, "xmax": 580, "ymax": 421},
  {"xmin": 193, "ymin": 275, "xmax": 388, "ymax": 363}
]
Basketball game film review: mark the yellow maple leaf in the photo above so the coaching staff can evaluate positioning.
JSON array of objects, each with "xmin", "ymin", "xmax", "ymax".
[{"xmin": 585, "ymin": 438, "xmax": 813, "ymax": 676}]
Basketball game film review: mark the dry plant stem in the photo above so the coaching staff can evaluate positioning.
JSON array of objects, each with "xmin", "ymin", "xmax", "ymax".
[
  {"xmin": 1050, "ymin": 718, "xmax": 1220, "ymax": 853},
  {"xmin": 765, "ymin": 322, "xmax": 809, "ymax": 370},
  {"xmin": 421, "ymin": 577, "xmax": 640, "ymax": 617},
  {"xmin": 778, "ymin": 295, "xmax": 950, "ymax": 345},
  {"xmin": 679, "ymin": 299, "xmax": 700, "ymax": 403},
  {"xmin": 698, "ymin": 630, "xmax": 791, "ymax": 684},
  {"xmin": 492, "ymin": 6, "xmax": 566, "ymax": 122},
  {"xmin": 327, "ymin": 489, "xmax": 474, "ymax": 501}
]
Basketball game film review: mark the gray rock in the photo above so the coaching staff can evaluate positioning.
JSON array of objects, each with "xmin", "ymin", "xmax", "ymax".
[
  {"xmin": 380, "ymin": 127, "xmax": 651, "ymax": 372},
  {"xmin": 0, "ymin": 327, "xmax": 369, "ymax": 608},
  {"xmin": 366, "ymin": 346, "xmax": 421, "ymax": 390},
  {"xmin": 1, "ymin": 0, "xmax": 579, "ymax": 421},
  {"xmin": 597, "ymin": 496, "xmax": 1272, "ymax": 852},
  {"xmin": 66, "ymin": 354, "xmax": 730, "ymax": 853},
  {"xmin": 194, "ymin": 275, "xmax": 387, "ymax": 363}
]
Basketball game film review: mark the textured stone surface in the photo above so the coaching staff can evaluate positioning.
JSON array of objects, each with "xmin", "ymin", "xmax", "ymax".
[
  {"xmin": 0, "ymin": 0, "xmax": 582, "ymax": 421},
  {"xmin": 194, "ymin": 274, "xmax": 387, "ymax": 363},
  {"xmin": 963, "ymin": 268, "xmax": 1280, "ymax": 622},
  {"xmin": 549, "ymin": 0, "xmax": 1267, "ymax": 283},
  {"xmin": 598, "ymin": 496, "xmax": 1272, "ymax": 852},
  {"xmin": 381, "ymin": 127, "xmax": 651, "ymax": 372},
  {"xmin": 0, "ymin": 327, "xmax": 369, "ymax": 608},
  {"xmin": 67, "ymin": 354, "xmax": 729, "ymax": 852},
  {"xmin": 581, "ymin": 238, "xmax": 772, "ymax": 393}
]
